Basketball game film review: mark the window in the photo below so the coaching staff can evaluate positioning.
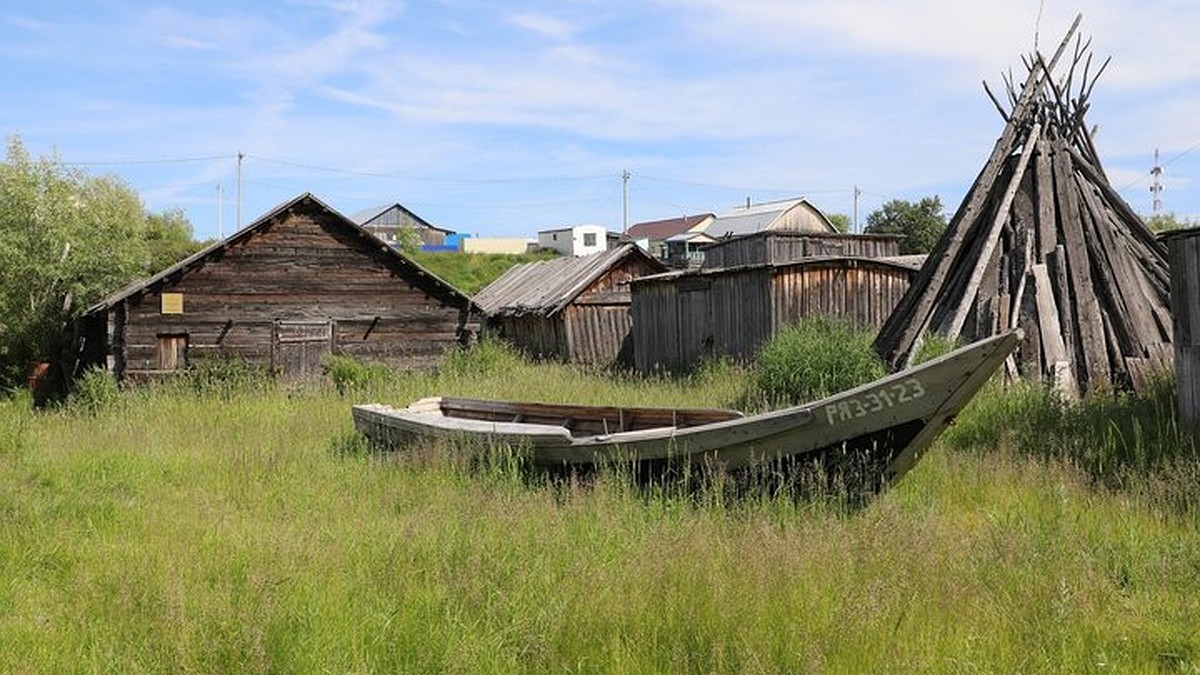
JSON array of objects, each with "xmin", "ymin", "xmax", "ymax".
[
  {"xmin": 157, "ymin": 334, "xmax": 188, "ymax": 371},
  {"xmin": 583, "ymin": 232, "xmax": 597, "ymax": 247}
]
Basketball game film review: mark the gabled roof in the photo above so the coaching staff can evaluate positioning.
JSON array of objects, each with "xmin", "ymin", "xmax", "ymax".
[
  {"xmin": 86, "ymin": 192, "xmax": 475, "ymax": 315},
  {"xmin": 349, "ymin": 202, "xmax": 453, "ymax": 234},
  {"xmin": 625, "ymin": 214, "xmax": 715, "ymax": 241},
  {"xmin": 474, "ymin": 244, "xmax": 665, "ymax": 317},
  {"xmin": 704, "ymin": 198, "xmax": 836, "ymax": 238}
]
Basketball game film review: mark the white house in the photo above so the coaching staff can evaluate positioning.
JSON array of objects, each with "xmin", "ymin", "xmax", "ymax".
[{"xmin": 537, "ymin": 224, "xmax": 609, "ymax": 257}]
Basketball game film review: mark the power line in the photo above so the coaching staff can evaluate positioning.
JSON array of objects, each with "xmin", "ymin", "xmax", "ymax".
[
  {"xmin": 65, "ymin": 154, "xmax": 231, "ymax": 167},
  {"xmin": 245, "ymin": 154, "xmax": 613, "ymax": 184},
  {"xmin": 637, "ymin": 173, "xmax": 863, "ymax": 198}
]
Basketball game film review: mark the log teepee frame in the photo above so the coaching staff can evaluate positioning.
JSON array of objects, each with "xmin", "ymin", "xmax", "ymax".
[{"xmin": 873, "ymin": 15, "xmax": 1172, "ymax": 397}]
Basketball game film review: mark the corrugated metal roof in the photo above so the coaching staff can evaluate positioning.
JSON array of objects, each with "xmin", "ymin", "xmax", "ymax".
[
  {"xmin": 703, "ymin": 197, "xmax": 834, "ymax": 238},
  {"xmin": 474, "ymin": 244, "xmax": 662, "ymax": 317},
  {"xmin": 349, "ymin": 204, "xmax": 392, "ymax": 225}
]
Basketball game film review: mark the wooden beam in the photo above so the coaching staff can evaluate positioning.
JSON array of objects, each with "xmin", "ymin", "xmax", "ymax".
[{"xmin": 943, "ymin": 122, "xmax": 1043, "ymax": 339}]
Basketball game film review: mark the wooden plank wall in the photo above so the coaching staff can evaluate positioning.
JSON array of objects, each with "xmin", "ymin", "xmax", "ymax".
[
  {"xmin": 711, "ymin": 269, "xmax": 772, "ymax": 362},
  {"xmin": 631, "ymin": 279, "xmax": 682, "ymax": 373},
  {"xmin": 771, "ymin": 262, "xmax": 913, "ymax": 330},
  {"xmin": 114, "ymin": 211, "xmax": 468, "ymax": 378},
  {"xmin": 1168, "ymin": 230, "xmax": 1200, "ymax": 427},
  {"xmin": 703, "ymin": 234, "xmax": 901, "ymax": 269},
  {"xmin": 630, "ymin": 260, "xmax": 913, "ymax": 374},
  {"xmin": 495, "ymin": 315, "xmax": 566, "ymax": 361}
]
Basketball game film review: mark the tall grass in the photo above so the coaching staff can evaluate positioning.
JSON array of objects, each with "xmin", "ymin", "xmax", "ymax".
[
  {"xmin": 1, "ymin": 344, "xmax": 1198, "ymax": 672},
  {"xmin": 743, "ymin": 317, "xmax": 886, "ymax": 410}
]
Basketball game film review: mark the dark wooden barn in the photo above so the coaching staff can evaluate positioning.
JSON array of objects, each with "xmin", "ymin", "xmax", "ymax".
[
  {"xmin": 630, "ymin": 256, "xmax": 922, "ymax": 374},
  {"xmin": 1165, "ymin": 227, "xmax": 1200, "ymax": 427},
  {"xmin": 473, "ymin": 244, "xmax": 667, "ymax": 366},
  {"xmin": 77, "ymin": 193, "xmax": 478, "ymax": 381},
  {"xmin": 700, "ymin": 231, "xmax": 903, "ymax": 269}
]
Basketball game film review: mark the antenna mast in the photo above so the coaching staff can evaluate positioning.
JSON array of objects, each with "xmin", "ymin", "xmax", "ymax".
[{"xmin": 1150, "ymin": 148, "xmax": 1163, "ymax": 216}]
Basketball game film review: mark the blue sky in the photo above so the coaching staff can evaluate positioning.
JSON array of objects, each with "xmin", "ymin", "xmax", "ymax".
[{"xmin": 2, "ymin": 0, "xmax": 1197, "ymax": 241}]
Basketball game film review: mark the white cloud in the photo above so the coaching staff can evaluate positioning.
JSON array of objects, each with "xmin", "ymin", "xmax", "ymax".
[{"xmin": 506, "ymin": 12, "xmax": 578, "ymax": 41}]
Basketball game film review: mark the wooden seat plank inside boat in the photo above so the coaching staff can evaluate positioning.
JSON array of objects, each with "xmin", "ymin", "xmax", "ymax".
[{"xmin": 434, "ymin": 396, "xmax": 743, "ymax": 437}]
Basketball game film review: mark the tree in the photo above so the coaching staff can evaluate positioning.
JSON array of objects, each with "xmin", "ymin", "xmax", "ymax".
[
  {"xmin": 827, "ymin": 213, "xmax": 851, "ymax": 233},
  {"xmin": 0, "ymin": 136, "xmax": 195, "ymax": 391},
  {"xmin": 145, "ymin": 208, "xmax": 205, "ymax": 273},
  {"xmin": 1144, "ymin": 212, "xmax": 1195, "ymax": 233},
  {"xmin": 864, "ymin": 197, "xmax": 947, "ymax": 255}
]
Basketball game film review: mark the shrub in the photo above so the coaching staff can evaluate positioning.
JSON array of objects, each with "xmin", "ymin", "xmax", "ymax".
[
  {"xmin": 66, "ymin": 367, "xmax": 121, "ymax": 414},
  {"xmin": 745, "ymin": 317, "xmax": 886, "ymax": 409}
]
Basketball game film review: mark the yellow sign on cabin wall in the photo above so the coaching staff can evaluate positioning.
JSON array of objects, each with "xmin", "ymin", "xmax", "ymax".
[{"xmin": 161, "ymin": 293, "xmax": 184, "ymax": 314}]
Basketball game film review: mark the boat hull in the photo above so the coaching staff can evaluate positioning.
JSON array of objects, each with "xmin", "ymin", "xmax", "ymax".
[{"xmin": 353, "ymin": 330, "xmax": 1021, "ymax": 491}]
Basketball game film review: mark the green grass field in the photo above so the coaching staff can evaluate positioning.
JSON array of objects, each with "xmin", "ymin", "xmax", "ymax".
[{"xmin": 2, "ymin": 347, "xmax": 1198, "ymax": 673}]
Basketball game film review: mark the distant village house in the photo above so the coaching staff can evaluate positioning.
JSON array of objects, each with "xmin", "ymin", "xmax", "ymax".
[
  {"xmin": 350, "ymin": 202, "xmax": 454, "ymax": 248},
  {"xmin": 537, "ymin": 224, "xmax": 610, "ymax": 257}
]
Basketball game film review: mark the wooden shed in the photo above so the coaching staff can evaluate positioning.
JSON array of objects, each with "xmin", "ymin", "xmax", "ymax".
[
  {"xmin": 701, "ymin": 231, "xmax": 903, "ymax": 269},
  {"xmin": 1165, "ymin": 227, "xmax": 1200, "ymax": 427},
  {"xmin": 77, "ymin": 193, "xmax": 478, "ymax": 381},
  {"xmin": 630, "ymin": 256, "xmax": 922, "ymax": 374},
  {"xmin": 473, "ymin": 244, "xmax": 667, "ymax": 366}
]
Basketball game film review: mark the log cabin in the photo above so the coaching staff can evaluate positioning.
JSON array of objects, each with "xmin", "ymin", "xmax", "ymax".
[{"xmin": 76, "ymin": 193, "xmax": 479, "ymax": 382}]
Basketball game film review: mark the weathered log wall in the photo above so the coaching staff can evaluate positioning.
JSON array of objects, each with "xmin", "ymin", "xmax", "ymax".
[{"xmin": 82, "ymin": 196, "xmax": 474, "ymax": 380}]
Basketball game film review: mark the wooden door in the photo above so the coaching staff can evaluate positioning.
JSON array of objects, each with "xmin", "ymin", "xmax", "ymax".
[
  {"xmin": 273, "ymin": 320, "xmax": 333, "ymax": 381},
  {"xmin": 677, "ymin": 282, "xmax": 713, "ymax": 370},
  {"xmin": 157, "ymin": 334, "xmax": 188, "ymax": 371}
]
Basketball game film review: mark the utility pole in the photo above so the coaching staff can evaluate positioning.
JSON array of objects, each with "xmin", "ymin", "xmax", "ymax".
[
  {"xmin": 236, "ymin": 151, "xmax": 245, "ymax": 229},
  {"xmin": 853, "ymin": 185, "xmax": 862, "ymax": 233},
  {"xmin": 216, "ymin": 180, "xmax": 223, "ymax": 239},
  {"xmin": 1150, "ymin": 148, "xmax": 1163, "ymax": 216},
  {"xmin": 622, "ymin": 169, "xmax": 630, "ymax": 234}
]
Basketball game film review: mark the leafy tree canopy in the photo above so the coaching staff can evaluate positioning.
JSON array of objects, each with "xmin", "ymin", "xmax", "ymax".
[
  {"xmin": 1144, "ymin": 212, "xmax": 1196, "ymax": 233},
  {"xmin": 0, "ymin": 136, "xmax": 199, "ymax": 389},
  {"xmin": 827, "ymin": 213, "xmax": 851, "ymax": 233},
  {"xmin": 146, "ymin": 208, "xmax": 206, "ymax": 274},
  {"xmin": 864, "ymin": 197, "xmax": 948, "ymax": 255}
]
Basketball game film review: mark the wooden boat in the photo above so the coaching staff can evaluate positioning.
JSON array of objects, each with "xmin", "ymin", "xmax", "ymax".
[{"xmin": 353, "ymin": 329, "xmax": 1021, "ymax": 492}]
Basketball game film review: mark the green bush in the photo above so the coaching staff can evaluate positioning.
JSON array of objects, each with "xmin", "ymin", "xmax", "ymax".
[
  {"xmin": 65, "ymin": 367, "xmax": 121, "ymax": 414},
  {"xmin": 745, "ymin": 317, "xmax": 886, "ymax": 408},
  {"xmin": 324, "ymin": 354, "xmax": 394, "ymax": 395}
]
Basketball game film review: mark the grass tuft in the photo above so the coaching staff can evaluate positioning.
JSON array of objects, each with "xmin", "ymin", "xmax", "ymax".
[{"xmin": 742, "ymin": 317, "xmax": 886, "ymax": 410}]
